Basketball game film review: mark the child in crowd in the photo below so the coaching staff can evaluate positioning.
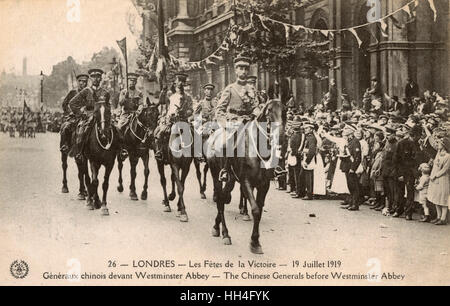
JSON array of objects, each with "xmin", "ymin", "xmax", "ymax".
[{"xmin": 416, "ymin": 163, "xmax": 431, "ymax": 222}]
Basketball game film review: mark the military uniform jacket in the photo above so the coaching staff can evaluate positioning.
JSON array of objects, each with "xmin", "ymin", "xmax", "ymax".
[
  {"xmin": 381, "ymin": 140, "xmax": 398, "ymax": 177},
  {"xmin": 166, "ymin": 92, "xmax": 193, "ymax": 121},
  {"xmin": 303, "ymin": 132, "xmax": 317, "ymax": 166},
  {"xmin": 394, "ymin": 138, "xmax": 420, "ymax": 178},
  {"xmin": 289, "ymin": 132, "xmax": 305, "ymax": 159},
  {"xmin": 340, "ymin": 137, "xmax": 362, "ymax": 173},
  {"xmin": 62, "ymin": 89, "xmax": 80, "ymax": 115},
  {"xmin": 119, "ymin": 88, "xmax": 143, "ymax": 114},
  {"xmin": 69, "ymin": 86, "xmax": 111, "ymax": 116},
  {"xmin": 194, "ymin": 97, "xmax": 217, "ymax": 121},
  {"xmin": 215, "ymin": 82, "xmax": 260, "ymax": 124}
]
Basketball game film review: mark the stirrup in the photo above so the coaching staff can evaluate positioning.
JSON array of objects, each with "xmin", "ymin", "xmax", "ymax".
[
  {"xmin": 120, "ymin": 149, "xmax": 129, "ymax": 160},
  {"xmin": 219, "ymin": 169, "xmax": 230, "ymax": 183},
  {"xmin": 60, "ymin": 144, "xmax": 69, "ymax": 154},
  {"xmin": 274, "ymin": 166, "xmax": 287, "ymax": 177}
]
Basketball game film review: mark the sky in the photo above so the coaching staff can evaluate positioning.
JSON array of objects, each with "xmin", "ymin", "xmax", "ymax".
[{"xmin": 0, "ymin": 0, "xmax": 140, "ymax": 76}]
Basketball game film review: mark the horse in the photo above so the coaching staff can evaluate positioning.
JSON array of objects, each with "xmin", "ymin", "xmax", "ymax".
[
  {"xmin": 193, "ymin": 120, "xmax": 212, "ymax": 200},
  {"xmin": 156, "ymin": 115, "xmax": 194, "ymax": 222},
  {"xmin": 60, "ymin": 118, "xmax": 89, "ymax": 201},
  {"xmin": 84, "ymin": 101, "xmax": 120, "ymax": 215},
  {"xmin": 207, "ymin": 99, "xmax": 284, "ymax": 254},
  {"xmin": 116, "ymin": 103, "xmax": 159, "ymax": 201}
]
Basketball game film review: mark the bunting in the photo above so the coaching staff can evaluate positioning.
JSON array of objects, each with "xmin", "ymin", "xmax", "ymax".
[{"xmin": 349, "ymin": 28, "xmax": 362, "ymax": 47}]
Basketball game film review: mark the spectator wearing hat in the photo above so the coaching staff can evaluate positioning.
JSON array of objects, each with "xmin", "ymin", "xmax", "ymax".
[
  {"xmin": 300, "ymin": 122, "xmax": 317, "ymax": 200},
  {"xmin": 392, "ymin": 125, "xmax": 422, "ymax": 220},
  {"xmin": 368, "ymin": 77, "xmax": 382, "ymax": 103},
  {"xmin": 339, "ymin": 124, "xmax": 362, "ymax": 211},
  {"xmin": 286, "ymin": 116, "xmax": 305, "ymax": 197},
  {"xmin": 405, "ymin": 78, "xmax": 419, "ymax": 103},
  {"xmin": 59, "ymin": 73, "xmax": 89, "ymax": 153}
]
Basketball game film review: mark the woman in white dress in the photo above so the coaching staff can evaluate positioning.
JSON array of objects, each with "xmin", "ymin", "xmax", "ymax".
[{"xmin": 318, "ymin": 127, "xmax": 350, "ymax": 194}]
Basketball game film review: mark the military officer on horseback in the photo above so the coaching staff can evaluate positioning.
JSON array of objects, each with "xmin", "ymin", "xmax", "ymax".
[
  {"xmin": 116, "ymin": 72, "xmax": 144, "ymax": 137},
  {"xmin": 194, "ymin": 83, "xmax": 217, "ymax": 122},
  {"xmin": 154, "ymin": 73, "xmax": 194, "ymax": 161},
  {"xmin": 68, "ymin": 68, "xmax": 127, "ymax": 160},
  {"xmin": 212, "ymin": 55, "xmax": 262, "ymax": 181},
  {"xmin": 59, "ymin": 73, "xmax": 89, "ymax": 153}
]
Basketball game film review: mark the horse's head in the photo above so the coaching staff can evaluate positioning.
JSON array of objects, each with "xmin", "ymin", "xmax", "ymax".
[
  {"xmin": 259, "ymin": 99, "xmax": 283, "ymax": 124},
  {"xmin": 137, "ymin": 103, "xmax": 160, "ymax": 133},
  {"xmin": 94, "ymin": 101, "xmax": 112, "ymax": 132}
]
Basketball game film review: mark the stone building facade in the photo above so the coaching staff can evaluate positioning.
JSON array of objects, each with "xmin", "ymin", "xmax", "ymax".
[{"xmin": 135, "ymin": 0, "xmax": 448, "ymax": 107}]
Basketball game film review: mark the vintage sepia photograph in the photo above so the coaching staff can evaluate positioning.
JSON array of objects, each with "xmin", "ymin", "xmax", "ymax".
[{"xmin": 0, "ymin": 0, "xmax": 449, "ymax": 289}]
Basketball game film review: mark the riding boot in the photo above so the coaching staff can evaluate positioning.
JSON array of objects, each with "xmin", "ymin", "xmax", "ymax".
[
  {"xmin": 60, "ymin": 126, "xmax": 70, "ymax": 154},
  {"xmin": 154, "ymin": 136, "xmax": 164, "ymax": 161}
]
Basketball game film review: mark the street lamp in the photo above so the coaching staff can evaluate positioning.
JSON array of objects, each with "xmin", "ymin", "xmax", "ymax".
[{"xmin": 40, "ymin": 71, "xmax": 44, "ymax": 110}]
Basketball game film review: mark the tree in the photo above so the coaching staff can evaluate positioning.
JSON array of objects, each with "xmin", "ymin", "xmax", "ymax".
[{"xmin": 236, "ymin": 0, "xmax": 334, "ymax": 81}]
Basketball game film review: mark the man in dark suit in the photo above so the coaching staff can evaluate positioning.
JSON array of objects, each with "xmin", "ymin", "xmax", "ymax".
[
  {"xmin": 340, "ymin": 124, "xmax": 362, "ymax": 211},
  {"xmin": 288, "ymin": 116, "xmax": 307, "ymax": 198},
  {"xmin": 392, "ymin": 125, "xmax": 422, "ymax": 220},
  {"xmin": 300, "ymin": 122, "xmax": 317, "ymax": 200},
  {"xmin": 405, "ymin": 78, "xmax": 419, "ymax": 102}
]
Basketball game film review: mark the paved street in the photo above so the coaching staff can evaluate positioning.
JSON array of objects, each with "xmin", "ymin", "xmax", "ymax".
[{"xmin": 1, "ymin": 132, "xmax": 449, "ymax": 285}]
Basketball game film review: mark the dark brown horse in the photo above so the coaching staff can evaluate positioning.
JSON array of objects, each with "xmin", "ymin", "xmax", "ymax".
[
  {"xmin": 117, "ymin": 104, "xmax": 159, "ymax": 201},
  {"xmin": 61, "ymin": 121, "xmax": 89, "ymax": 200},
  {"xmin": 84, "ymin": 101, "xmax": 120, "ymax": 215},
  {"xmin": 207, "ymin": 99, "xmax": 284, "ymax": 254},
  {"xmin": 157, "ymin": 119, "xmax": 193, "ymax": 222}
]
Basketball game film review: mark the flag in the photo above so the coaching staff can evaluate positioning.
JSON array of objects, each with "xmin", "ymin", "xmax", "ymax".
[
  {"xmin": 116, "ymin": 37, "xmax": 127, "ymax": 63},
  {"xmin": 389, "ymin": 16, "xmax": 403, "ymax": 29},
  {"xmin": 23, "ymin": 100, "xmax": 30, "ymax": 113},
  {"xmin": 117, "ymin": 37, "xmax": 128, "ymax": 88},
  {"xmin": 349, "ymin": 28, "xmax": 363, "ymax": 48},
  {"xmin": 379, "ymin": 19, "xmax": 388, "ymax": 37}
]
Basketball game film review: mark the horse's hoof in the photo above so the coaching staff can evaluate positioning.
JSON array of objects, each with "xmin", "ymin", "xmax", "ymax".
[
  {"xmin": 180, "ymin": 214, "xmax": 189, "ymax": 222},
  {"xmin": 130, "ymin": 192, "xmax": 138, "ymax": 201},
  {"xmin": 175, "ymin": 210, "xmax": 181, "ymax": 217},
  {"xmin": 86, "ymin": 203, "xmax": 95, "ymax": 210},
  {"xmin": 61, "ymin": 186, "xmax": 69, "ymax": 194},
  {"xmin": 168, "ymin": 193, "xmax": 176, "ymax": 201},
  {"xmin": 101, "ymin": 206, "xmax": 109, "ymax": 216},
  {"xmin": 223, "ymin": 237, "xmax": 232, "ymax": 245},
  {"xmin": 117, "ymin": 185, "xmax": 124, "ymax": 193},
  {"xmin": 243, "ymin": 214, "xmax": 252, "ymax": 222},
  {"xmin": 94, "ymin": 199, "xmax": 102, "ymax": 209},
  {"xmin": 77, "ymin": 193, "xmax": 86, "ymax": 201},
  {"xmin": 200, "ymin": 193, "xmax": 206, "ymax": 200},
  {"xmin": 141, "ymin": 192, "xmax": 147, "ymax": 201},
  {"xmin": 250, "ymin": 242, "xmax": 264, "ymax": 255},
  {"xmin": 163, "ymin": 205, "xmax": 171, "ymax": 213},
  {"xmin": 212, "ymin": 227, "xmax": 220, "ymax": 237}
]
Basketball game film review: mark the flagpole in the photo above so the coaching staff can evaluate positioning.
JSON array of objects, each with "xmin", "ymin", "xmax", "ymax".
[{"xmin": 157, "ymin": 0, "xmax": 166, "ymax": 90}]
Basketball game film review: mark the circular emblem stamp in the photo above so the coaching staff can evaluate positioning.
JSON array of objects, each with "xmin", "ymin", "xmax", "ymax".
[{"xmin": 10, "ymin": 260, "xmax": 29, "ymax": 279}]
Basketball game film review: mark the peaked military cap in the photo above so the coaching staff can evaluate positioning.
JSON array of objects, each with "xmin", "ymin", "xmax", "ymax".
[
  {"xmin": 247, "ymin": 76, "xmax": 257, "ymax": 83},
  {"xmin": 203, "ymin": 83, "xmax": 215, "ymax": 90},
  {"xmin": 88, "ymin": 68, "xmax": 104, "ymax": 76},
  {"xmin": 174, "ymin": 73, "xmax": 188, "ymax": 83},
  {"xmin": 127, "ymin": 72, "xmax": 139, "ymax": 80},
  {"xmin": 76, "ymin": 74, "xmax": 89, "ymax": 81},
  {"xmin": 234, "ymin": 55, "xmax": 251, "ymax": 67}
]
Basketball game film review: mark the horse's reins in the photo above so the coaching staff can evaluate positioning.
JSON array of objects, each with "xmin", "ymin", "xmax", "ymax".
[
  {"xmin": 130, "ymin": 114, "xmax": 152, "ymax": 144},
  {"xmin": 95, "ymin": 101, "xmax": 114, "ymax": 150}
]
